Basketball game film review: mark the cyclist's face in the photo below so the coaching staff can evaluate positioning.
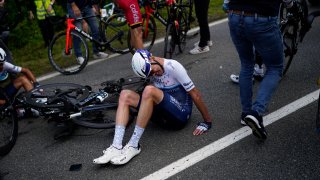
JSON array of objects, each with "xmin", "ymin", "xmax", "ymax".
[{"xmin": 150, "ymin": 63, "xmax": 163, "ymax": 76}]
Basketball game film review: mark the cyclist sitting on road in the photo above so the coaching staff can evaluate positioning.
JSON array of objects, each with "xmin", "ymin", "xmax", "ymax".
[
  {"xmin": 0, "ymin": 47, "xmax": 40, "ymax": 116},
  {"xmin": 93, "ymin": 49, "xmax": 213, "ymax": 165},
  {"xmin": 113, "ymin": 0, "xmax": 144, "ymax": 49}
]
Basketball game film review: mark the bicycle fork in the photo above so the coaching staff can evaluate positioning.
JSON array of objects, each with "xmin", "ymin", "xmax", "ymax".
[{"xmin": 65, "ymin": 18, "xmax": 76, "ymax": 56}]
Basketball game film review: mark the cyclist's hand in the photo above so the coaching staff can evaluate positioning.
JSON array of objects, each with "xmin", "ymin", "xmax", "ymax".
[{"xmin": 193, "ymin": 121, "xmax": 212, "ymax": 136}]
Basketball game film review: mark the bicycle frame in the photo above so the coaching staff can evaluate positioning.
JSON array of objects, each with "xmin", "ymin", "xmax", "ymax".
[{"xmin": 64, "ymin": 16, "xmax": 124, "ymax": 55}]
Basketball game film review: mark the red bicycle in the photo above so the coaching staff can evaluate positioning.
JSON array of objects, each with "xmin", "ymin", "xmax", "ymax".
[{"xmin": 48, "ymin": 14, "xmax": 130, "ymax": 75}]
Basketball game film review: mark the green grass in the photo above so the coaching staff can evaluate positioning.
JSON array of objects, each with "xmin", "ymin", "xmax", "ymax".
[{"xmin": 9, "ymin": 0, "xmax": 226, "ymax": 77}]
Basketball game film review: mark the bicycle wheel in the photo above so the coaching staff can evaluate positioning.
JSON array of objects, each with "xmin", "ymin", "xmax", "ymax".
[
  {"xmin": 164, "ymin": 23, "xmax": 176, "ymax": 58},
  {"xmin": 281, "ymin": 22, "xmax": 297, "ymax": 76},
  {"xmin": 72, "ymin": 94, "xmax": 135, "ymax": 129},
  {"xmin": 0, "ymin": 107, "xmax": 18, "ymax": 156},
  {"xmin": 128, "ymin": 14, "xmax": 157, "ymax": 54},
  {"xmin": 104, "ymin": 13, "xmax": 130, "ymax": 54},
  {"xmin": 25, "ymin": 83, "xmax": 90, "ymax": 109},
  {"xmin": 48, "ymin": 31, "xmax": 89, "ymax": 75},
  {"xmin": 177, "ymin": 6, "xmax": 189, "ymax": 53},
  {"xmin": 316, "ymin": 90, "xmax": 320, "ymax": 133}
]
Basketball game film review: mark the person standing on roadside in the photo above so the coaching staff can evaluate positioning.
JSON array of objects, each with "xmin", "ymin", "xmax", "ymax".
[
  {"xmin": 227, "ymin": 0, "xmax": 294, "ymax": 140},
  {"xmin": 67, "ymin": 0, "xmax": 109, "ymax": 62},
  {"xmin": 189, "ymin": 0, "xmax": 212, "ymax": 55},
  {"xmin": 28, "ymin": 0, "xmax": 56, "ymax": 47},
  {"xmin": 113, "ymin": 0, "xmax": 144, "ymax": 50}
]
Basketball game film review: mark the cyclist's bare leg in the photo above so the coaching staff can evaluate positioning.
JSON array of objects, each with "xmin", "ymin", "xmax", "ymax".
[
  {"xmin": 12, "ymin": 76, "xmax": 33, "ymax": 92},
  {"xmin": 116, "ymin": 86, "xmax": 163, "ymax": 128},
  {"xmin": 135, "ymin": 85, "xmax": 163, "ymax": 128},
  {"xmin": 130, "ymin": 26, "xmax": 144, "ymax": 50},
  {"xmin": 116, "ymin": 89, "xmax": 140, "ymax": 126}
]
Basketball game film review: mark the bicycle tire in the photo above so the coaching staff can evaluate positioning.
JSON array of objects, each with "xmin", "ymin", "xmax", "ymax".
[
  {"xmin": 128, "ymin": 14, "xmax": 157, "ymax": 54},
  {"xmin": 104, "ymin": 13, "xmax": 130, "ymax": 54},
  {"xmin": 72, "ymin": 94, "xmax": 135, "ymax": 129},
  {"xmin": 316, "ymin": 91, "xmax": 320, "ymax": 133},
  {"xmin": 177, "ymin": 5, "xmax": 189, "ymax": 53},
  {"xmin": 281, "ymin": 22, "xmax": 297, "ymax": 76},
  {"xmin": 0, "ymin": 107, "xmax": 18, "ymax": 156},
  {"xmin": 48, "ymin": 31, "xmax": 89, "ymax": 75},
  {"xmin": 164, "ymin": 23, "xmax": 176, "ymax": 58},
  {"xmin": 25, "ymin": 83, "xmax": 90, "ymax": 109}
]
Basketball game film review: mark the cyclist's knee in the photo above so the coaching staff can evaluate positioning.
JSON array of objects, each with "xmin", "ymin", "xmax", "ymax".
[
  {"xmin": 119, "ymin": 89, "xmax": 138, "ymax": 105},
  {"xmin": 141, "ymin": 85, "xmax": 161, "ymax": 100}
]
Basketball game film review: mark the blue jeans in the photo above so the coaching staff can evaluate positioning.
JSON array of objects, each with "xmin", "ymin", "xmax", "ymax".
[
  {"xmin": 67, "ymin": 3, "xmax": 100, "ymax": 56},
  {"xmin": 228, "ymin": 13, "xmax": 284, "ymax": 115}
]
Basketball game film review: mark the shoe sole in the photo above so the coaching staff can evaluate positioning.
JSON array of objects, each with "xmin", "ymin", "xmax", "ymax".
[
  {"xmin": 240, "ymin": 119, "xmax": 246, "ymax": 126},
  {"xmin": 110, "ymin": 150, "xmax": 141, "ymax": 165},
  {"xmin": 244, "ymin": 115, "xmax": 267, "ymax": 140}
]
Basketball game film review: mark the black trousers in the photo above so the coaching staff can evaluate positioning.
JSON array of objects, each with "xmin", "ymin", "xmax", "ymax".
[
  {"xmin": 38, "ymin": 18, "xmax": 54, "ymax": 47},
  {"xmin": 194, "ymin": 0, "xmax": 211, "ymax": 47}
]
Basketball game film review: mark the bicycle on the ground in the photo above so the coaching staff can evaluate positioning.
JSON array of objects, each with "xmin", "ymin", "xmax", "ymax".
[
  {"xmin": 48, "ymin": 14, "xmax": 130, "ymax": 75},
  {"xmin": 279, "ymin": 0, "xmax": 309, "ymax": 76},
  {"xmin": 0, "ymin": 76, "xmax": 147, "ymax": 156}
]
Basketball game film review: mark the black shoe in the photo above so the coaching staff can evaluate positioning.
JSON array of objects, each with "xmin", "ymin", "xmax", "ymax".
[
  {"xmin": 240, "ymin": 113, "xmax": 247, "ymax": 126},
  {"xmin": 54, "ymin": 121, "xmax": 74, "ymax": 140},
  {"xmin": 244, "ymin": 111, "xmax": 267, "ymax": 140}
]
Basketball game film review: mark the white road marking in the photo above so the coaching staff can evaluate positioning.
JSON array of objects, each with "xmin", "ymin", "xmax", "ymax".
[{"xmin": 141, "ymin": 89, "xmax": 320, "ymax": 180}]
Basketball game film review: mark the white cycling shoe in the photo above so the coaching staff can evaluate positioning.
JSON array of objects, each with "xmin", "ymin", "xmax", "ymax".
[
  {"xmin": 93, "ymin": 145, "xmax": 122, "ymax": 164},
  {"xmin": 110, "ymin": 144, "xmax": 141, "ymax": 165}
]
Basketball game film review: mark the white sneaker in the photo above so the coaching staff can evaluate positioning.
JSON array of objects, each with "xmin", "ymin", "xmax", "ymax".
[
  {"xmin": 230, "ymin": 74, "xmax": 255, "ymax": 84},
  {"xmin": 189, "ymin": 45, "xmax": 210, "ymax": 55},
  {"xmin": 230, "ymin": 74, "xmax": 239, "ymax": 84},
  {"xmin": 110, "ymin": 144, "xmax": 141, "ymax": 165},
  {"xmin": 194, "ymin": 40, "xmax": 213, "ymax": 47},
  {"xmin": 93, "ymin": 145, "xmax": 122, "ymax": 164},
  {"xmin": 253, "ymin": 64, "xmax": 265, "ymax": 77},
  {"xmin": 93, "ymin": 52, "xmax": 109, "ymax": 59},
  {"xmin": 76, "ymin": 56, "xmax": 85, "ymax": 64}
]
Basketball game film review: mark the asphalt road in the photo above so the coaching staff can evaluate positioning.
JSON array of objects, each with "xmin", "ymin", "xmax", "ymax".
[{"xmin": 1, "ymin": 6, "xmax": 320, "ymax": 180}]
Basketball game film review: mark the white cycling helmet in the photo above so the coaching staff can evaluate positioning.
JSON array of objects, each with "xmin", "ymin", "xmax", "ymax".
[
  {"xmin": 132, "ymin": 49, "xmax": 152, "ymax": 78},
  {"xmin": 0, "ymin": 47, "xmax": 6, "ymax": 63}
]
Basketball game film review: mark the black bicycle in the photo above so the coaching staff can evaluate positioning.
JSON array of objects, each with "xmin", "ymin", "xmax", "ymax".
[
  {"xmin": 279, "ymin": 0, "xmax": 309, "ymax": 76},
  {"xmin": 25, "ymin": 77, "xmax": 147, "ymax": 129},
  {"xmin": 0, "ymin": 76, "xmax": 147, "ymax": 156}
]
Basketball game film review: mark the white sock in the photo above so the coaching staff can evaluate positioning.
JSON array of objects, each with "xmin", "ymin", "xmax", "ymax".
[
  {"xmin": 112, "ymin": 125, "xmax": 125, "ymax": 149},
  {"xmin": 128, "ymin": 125, "xmax": 145, "ymax": 148}
]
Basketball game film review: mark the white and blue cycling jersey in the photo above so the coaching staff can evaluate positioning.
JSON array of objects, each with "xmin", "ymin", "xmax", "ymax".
[
  {"xmin": 0, "ymin": 62, "xmax": 22, "ymax": 98},
  {"xmin": 0, "ymin": 62, "xmax": 21, "ymax": 81},
  {"xmin": 150, "ymin": 59, "xmax": 195, "ymax": 125}
]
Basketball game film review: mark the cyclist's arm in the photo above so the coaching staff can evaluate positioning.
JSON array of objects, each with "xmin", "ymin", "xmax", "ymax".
[
  {"xmin": 20, "ymin": 68, "xmax": 36, "ymax": 84},
  {"xmin": 188, "ymin": 88, "xmax": 212, "ymax": 125}
]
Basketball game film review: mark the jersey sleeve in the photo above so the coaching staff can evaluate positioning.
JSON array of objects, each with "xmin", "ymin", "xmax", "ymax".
[
  {"xmin": 3, "ymin": 62, "xmax": 22, "ymax": 73},
  {"xmin": 168, "ymin": 60, "xmax": 195, "ymax": 92}
]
